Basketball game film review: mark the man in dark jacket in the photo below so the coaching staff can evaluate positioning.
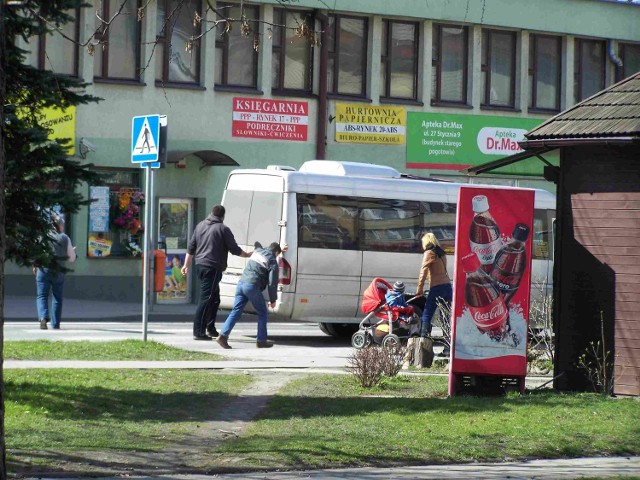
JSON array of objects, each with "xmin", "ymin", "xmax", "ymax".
[
  {"xmin": 217, "ymin": 241, "xmax": 283, "ymax": 349},
  {"xmin": 181, "ymin": 205, "xmax": 250, "ymax": 340}
]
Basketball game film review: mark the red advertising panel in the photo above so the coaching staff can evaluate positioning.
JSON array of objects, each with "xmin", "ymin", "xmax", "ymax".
[
  {"xmin": 232, "ymin": 97, "xmax": 308, "ymax": 141},
  {"xmin": 449, "ymin": 186, "xmax": 535, "ymax": 396}
]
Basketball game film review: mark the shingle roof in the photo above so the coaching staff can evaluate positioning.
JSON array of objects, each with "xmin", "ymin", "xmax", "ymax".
[{"xmin": 526, "ymin": 71, "xmax": 640, "ymax": 140}]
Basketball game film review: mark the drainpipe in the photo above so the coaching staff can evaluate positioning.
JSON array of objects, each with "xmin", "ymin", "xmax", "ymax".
[
  {"xmin": 607, "ymin": 39, "xmax": 623, "ymax": 82},
  {"xmin": 315, "ymin": 12, "xmax": 329, "ymax": 160}
]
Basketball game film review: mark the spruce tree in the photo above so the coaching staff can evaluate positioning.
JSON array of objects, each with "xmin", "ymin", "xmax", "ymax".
[{"xmin": 1, "ymin": 2, "xmax": 99, "ymax": 476}]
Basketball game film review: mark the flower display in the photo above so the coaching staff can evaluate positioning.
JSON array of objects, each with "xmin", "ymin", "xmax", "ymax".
[{"xmin": 114, "ymin": 189, "xmax": 144, "ymax": 235}]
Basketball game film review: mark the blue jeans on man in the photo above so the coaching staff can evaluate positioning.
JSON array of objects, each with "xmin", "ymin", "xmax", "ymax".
[
  {"xmin": 422, "ymin": 283, "xmax": 453, "ymax": 336},
  {"xmin": 36, "ymin": 268, "xmax": 66, "ymax": 329},
  {"xmin": 194, "ymin": 265, "xmax": 222, "ymax": 337},
  {"xmin": 220, "ymin": 281, "xmax": 268, "ymax": 342}
]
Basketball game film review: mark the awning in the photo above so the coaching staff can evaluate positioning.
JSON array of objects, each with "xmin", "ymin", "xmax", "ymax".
[
  {"xmin": 462, "ymin": 147, "xmax": 555, "ymax": 176},
  {"xmin": 167, "ymin": 150, "xmax": 239, "ymax": 170}
]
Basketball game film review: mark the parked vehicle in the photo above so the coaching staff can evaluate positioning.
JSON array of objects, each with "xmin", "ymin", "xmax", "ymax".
[{"xmin": 220, "ymin": 161, "xmax": 556, "ymax": 336}]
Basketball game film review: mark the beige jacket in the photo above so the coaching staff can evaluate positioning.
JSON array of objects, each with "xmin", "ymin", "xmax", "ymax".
[{"xmin": 416, "ymin": 249, "xmax": 450, "ymax": 295}]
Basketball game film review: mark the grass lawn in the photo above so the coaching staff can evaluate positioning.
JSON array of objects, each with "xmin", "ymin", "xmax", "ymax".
[
  {"xmin": 218, "ymin": 374, "xmax": 640, "ymax": 469},
  {"xmin": 5, "ymin": 369, "xmax": 252, "ymax": 453},
  {"xmin": 4, "ymin": 339, "xmax": 223, "ymax": 361}
]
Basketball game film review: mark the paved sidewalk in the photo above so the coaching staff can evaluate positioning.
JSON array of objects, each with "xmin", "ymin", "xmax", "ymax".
[
  {"xmin": 45, "ymin": 456, "xmax": 640, "ymax": 480},
  {"xmin": 5, "ymin": 294, "xmax": 194, "ymax": 322}
]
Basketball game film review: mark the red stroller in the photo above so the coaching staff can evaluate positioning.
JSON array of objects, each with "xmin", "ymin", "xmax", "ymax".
[{"xmin": 351, "ymin": 277, "xmax": 421, "ymax": 349}]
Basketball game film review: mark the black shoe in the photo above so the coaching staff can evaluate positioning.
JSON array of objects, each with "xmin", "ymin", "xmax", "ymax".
[
  {"xmin": 193, "ymin": 335, "xmax": 212, "ymax": 341},
  {"xmin": 206, "ymin": 327, "xmax": 219, "ymax": 338},
  {"xmin": 217, "ymin": 334, "xmax": 232, "ymax": 349},
  {"xmin": 40, "ymin": 318, "xmax": 49, "ymax": 330},
  {"xmin": 256, "ymin": 340, "xmax": 274, "ymax": 349}
]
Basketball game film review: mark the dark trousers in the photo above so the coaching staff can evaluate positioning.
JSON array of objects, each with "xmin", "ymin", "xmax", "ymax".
[
  {"xmin": 422, "ymin": 283, "xmax": 453, "ymax": 335},
  {"xmin": 194, "ymin": 265, "xmax": 222, "ymax": 337}
]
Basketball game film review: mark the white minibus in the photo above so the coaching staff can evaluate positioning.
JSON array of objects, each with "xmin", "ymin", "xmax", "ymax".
[{"xmin": 220, "ymin": 161, "xmax": 555, "ymax": 336}]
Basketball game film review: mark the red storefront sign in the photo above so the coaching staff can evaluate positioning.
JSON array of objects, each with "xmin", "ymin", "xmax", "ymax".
[
  {"xmin": 232, "ymin": 97, "xmax": 308, "ymax": 141},
  {"xmin": 449, "ymin": 186, "xmax": 535, "ymax": 396}
]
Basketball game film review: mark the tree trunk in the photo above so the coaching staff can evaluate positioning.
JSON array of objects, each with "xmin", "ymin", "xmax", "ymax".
[{"xmin": 0, "ymin": 0, "xmax": 7, "ymax": 477}]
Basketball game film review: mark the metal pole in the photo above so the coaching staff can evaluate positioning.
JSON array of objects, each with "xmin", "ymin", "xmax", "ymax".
[{"xmin": 141, "ymin": 164, "xmax": 151, "ymax": 341}]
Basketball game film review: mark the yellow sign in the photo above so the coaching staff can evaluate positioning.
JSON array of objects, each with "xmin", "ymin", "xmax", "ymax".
[
  {"xmin": 335, "ymin": 104, "xmax": 406, "ymax": 145},
  {"xmin": 37, "ymin": 105, "xmax": 77, "ymax": 156}
]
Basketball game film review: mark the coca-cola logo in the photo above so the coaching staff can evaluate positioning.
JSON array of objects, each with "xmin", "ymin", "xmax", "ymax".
[
  {"xmin": 472, "ymin": 245, "xmax": 495, "ymax": 256},
  {"xmin": 472, "ymin": 302, "xmax": 505, "ymax": 322}
]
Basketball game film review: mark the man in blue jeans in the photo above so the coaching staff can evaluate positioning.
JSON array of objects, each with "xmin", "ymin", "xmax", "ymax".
[
  {"xmin": 34, "ymin": 216, "xmax": 76, "ymax": 330},
  {"xmin": 217, "ymin": 242, "xmax": 284, "ymax": 349}
]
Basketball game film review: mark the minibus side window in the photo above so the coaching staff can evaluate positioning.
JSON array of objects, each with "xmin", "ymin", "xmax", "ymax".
[
  {"xmin": 421, "ymin": 201, "xmax": 457, "ymax": 255},
  {"xmin": 532, "ymin": 209, "xmax": 554, "ymax": 260},
  {"xmin": 359, "ymin": 198, "xmax": 421, "ymax": 253},
  {"xmin": 297, "ymin": 194, "xmax": 358, "ymax": 249}
]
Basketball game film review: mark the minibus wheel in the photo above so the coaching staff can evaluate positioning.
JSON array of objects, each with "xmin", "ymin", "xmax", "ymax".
[{"xmin": 318, "ymin": 322, "xmax": 359, "ymax": 338}]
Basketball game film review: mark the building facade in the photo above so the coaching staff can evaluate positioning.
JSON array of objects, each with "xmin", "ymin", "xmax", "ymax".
[{"xmin": 7, "ymin": 0, "xmax": 640, "ymax": 302}]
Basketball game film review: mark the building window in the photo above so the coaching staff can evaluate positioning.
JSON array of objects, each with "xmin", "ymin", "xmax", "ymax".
[
  {"xmin": 94, "ymin": 0, "xmax": 141, "ymax": 81},
  {"xmin": 272, "ymin": 8, "xmax": 313, "ymax": 93},
  {"xmin": 481, "ymin": 29, "xmax": 517, "ymax": 108},
  {"xmin": 381, "ymin": 20, "xmax": 418, "ymax": 101},
  {"xmin": 155, "ymin": 0, "xmax": 202, "ymax": 85},
  {"xmin": 432, "ymin": 24, "xmax": 468, "ymax": 105},
  {"xmin": 620, "ymin": 43, "xmax": 640, "ymax": 79},
  {"xmin": 88, "ymin": 169, "xmax": 143, "ymax": 258},
  {"xmin": 574, "ymin": 38, "xmax": 605, "ymax": 103},
  {"xmin": 528, "ymin": 34, "xmax": 561, "ymax": 112},
  {"xmin": 32, "ymin": 6, "xmax": 80, "ymax": 76},
  {"xmin": 215, "ymin": 3, "xmax": 259, "ymax": 88},
  {"xmin": 327, "ymin": 15, "xmax": 368, "ymax": 97}
]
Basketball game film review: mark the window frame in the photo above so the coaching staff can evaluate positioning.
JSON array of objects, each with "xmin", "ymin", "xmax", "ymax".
[
  {"xmin": 481, "ymin": 28, "xmax": 517, "ymax": 109},
  {"xmin": 94, "ymin": 0, "xmax": 142, "ymax": 83},
  {"xmin": 528, "ymin": 33, "xmax": 562, "ymax": 113},
  {"xmin": 87, "ymin": 168, "xmax": 144, "ymax": 259},
  {"xmin": 327, "ymin": 14, "xmax": 369, "ymax": 98},
  {"xmin": 271, "ymin": 8, "xmax": 314, "ymax": 95},
  {"xmin": 380, "ymin": 19, "xmax": 419, "ymax": 102},
  {"xmin": 214, "ymin": 2, "xmax": 259, "ymax": 91},
  {"xmin": 431, "ymin": 23, "xmax": 469, "ymax": 107},
  {"xmin": 620, "ymin": 42, "xmax": 640, "ymax": 79},
  {"xmin": 35, "ymin": 6, "xmax": 81, "ymax": 77},
  {"xmin": 574, "ymin": 38, "xmax": 606, "ymax": 103},
  {"xmin": 155, "ymin": 0, "xmax": 203, "ymax": 88}
]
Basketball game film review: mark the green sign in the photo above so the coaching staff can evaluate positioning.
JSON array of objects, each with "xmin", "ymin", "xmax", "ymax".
[{"xmin": 406, "ymin": 112, "xmax": 558, "ymax": 176}]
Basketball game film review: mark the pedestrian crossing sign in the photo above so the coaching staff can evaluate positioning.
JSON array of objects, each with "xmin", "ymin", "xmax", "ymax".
[{"xmin": 131, "ymin": 115, "xmax": 160, "ymax": 163}]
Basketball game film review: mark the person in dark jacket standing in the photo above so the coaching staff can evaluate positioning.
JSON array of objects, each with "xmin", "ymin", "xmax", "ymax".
[
  {"xmin": 217, "ymin": 242, "xmax": 284, "ymax": 349},
  {"xmin": 181, "ymin": 205, "xmax": 250, "ymax": 340}
]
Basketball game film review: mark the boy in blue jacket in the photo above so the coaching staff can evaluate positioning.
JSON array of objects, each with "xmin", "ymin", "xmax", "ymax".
[{"xmin": 217, "ymin": 242, "xmax": 284, "ymax": 349}]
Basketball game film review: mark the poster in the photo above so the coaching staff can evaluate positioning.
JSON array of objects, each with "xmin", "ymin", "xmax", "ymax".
[
  {"xmin": 157, "ymin": 253, "xmax": 188, "ymax": 302},
  {"xmin": 232, "ymin": 97, "xmax": 308, "ymax": 141},
  {"xmin": 335, "ymin": 104, "xmax": 406, "ymax": 144},
  {"xmin": 449, "ymin": 186, "xmax": 535, "ymax": 391},
  {"xmin": 89, "ymin": 186, "xmax": 110, "ymax": 233}
]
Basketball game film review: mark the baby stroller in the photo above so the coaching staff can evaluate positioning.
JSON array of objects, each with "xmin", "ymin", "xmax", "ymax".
[{"xmin": 351, "ymin": 277, "xmax": 421, "ymax": 349}]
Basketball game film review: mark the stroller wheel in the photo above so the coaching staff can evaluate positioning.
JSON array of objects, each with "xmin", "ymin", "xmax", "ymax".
[
  {"xmin": 351, "ymin": 331, "xmax": 371, "ymax": 349},
  {"xmin": 382, "ymin": 333, "xmax": 401, "ymax": 349}
]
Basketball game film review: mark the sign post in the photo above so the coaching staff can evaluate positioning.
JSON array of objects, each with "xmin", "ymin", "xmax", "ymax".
[{"xmin": 132, "ymin": 115, "xmax": 161, "ymax": 341}]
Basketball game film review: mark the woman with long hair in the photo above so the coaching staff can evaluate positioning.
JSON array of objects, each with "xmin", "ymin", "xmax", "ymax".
[{"xmin": 416, "ymin": 232, "xmax": 452, "ymax": 337}]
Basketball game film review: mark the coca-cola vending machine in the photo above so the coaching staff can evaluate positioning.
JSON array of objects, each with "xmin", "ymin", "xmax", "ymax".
[{"xmin": 449, "ymin": 186, "xmax": 535, "ymax": 396}]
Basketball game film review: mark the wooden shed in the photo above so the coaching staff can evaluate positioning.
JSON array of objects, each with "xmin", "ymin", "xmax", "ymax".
[{"xmin": 466, "ymin": 72, "xmax": 640, "ymax": 396}]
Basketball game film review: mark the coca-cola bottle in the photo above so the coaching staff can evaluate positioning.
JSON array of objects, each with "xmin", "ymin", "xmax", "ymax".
[
  {"xmin": 469, "ymin": 195, "xmax": 501, "ymax": 273},
  {"xmin": 491, "ymin": 223, "xmax": 530, "ymax": 305},
  {"xmin": 461, "ymin": 252, "xmax": 509, "ymax": 341}
]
